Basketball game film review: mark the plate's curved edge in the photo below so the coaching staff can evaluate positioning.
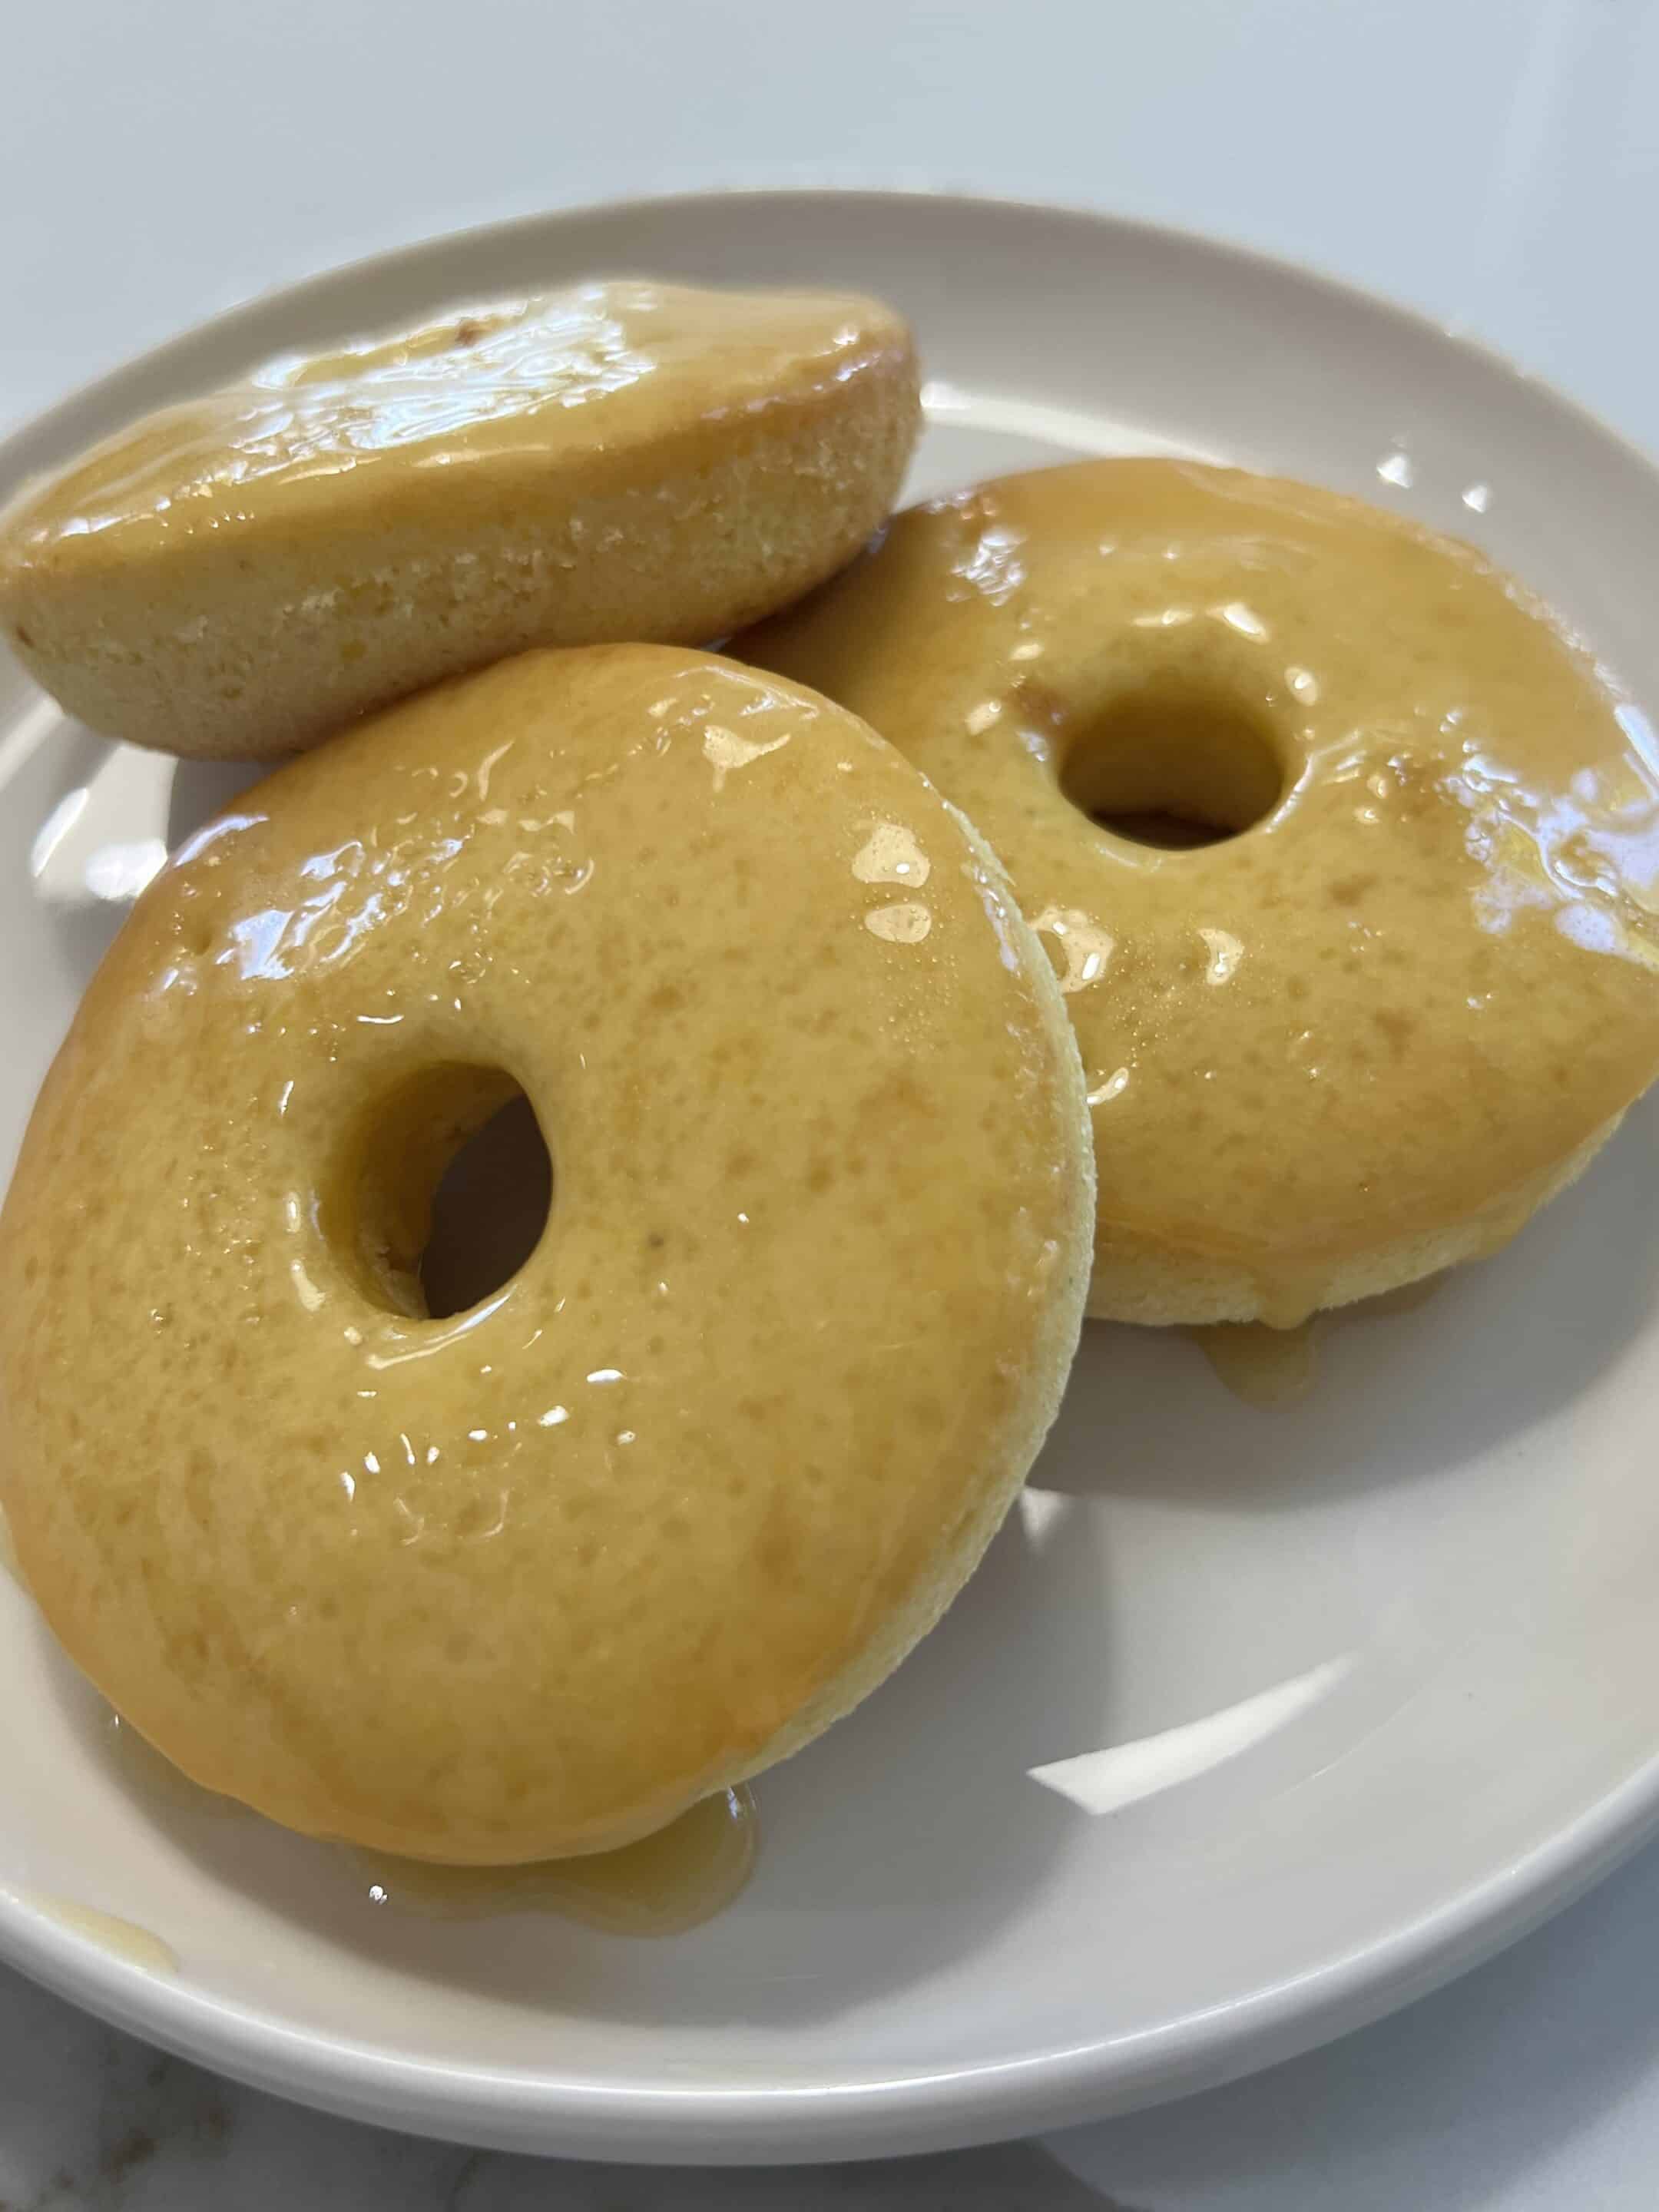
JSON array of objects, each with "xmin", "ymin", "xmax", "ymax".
[
  {"xmin": 5, "ymin": 181, "xmax": 1659, "ymax": 500},
  {"xmin": 3, "ymin": 1743, "xmax": 1659, "ymax": 2162},
  {"xmin": 6, "ymin": 185, "xmax": 1659, "ymax": 2161}
]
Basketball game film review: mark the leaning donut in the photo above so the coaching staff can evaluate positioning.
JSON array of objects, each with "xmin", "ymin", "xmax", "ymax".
[{"xmin": 0, "ymin": 281, "xmax": 919, "ymax": 760}]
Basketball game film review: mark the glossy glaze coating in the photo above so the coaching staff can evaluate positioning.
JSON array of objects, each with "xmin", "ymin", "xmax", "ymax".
[
  {"xmin": 1, "ymin": 283, "xmax": 909, "ymax": 554},
  {"xmin": 737, "ymin": 460, "xmax": 1659, "ymax": 1324},
  {"xmin": 0, "ymin": 283, "xmax": 920, "ymax": 757},
  {"xmin": 0, "ymin": 646, "xmax": 1091, "ymax": 1862}
]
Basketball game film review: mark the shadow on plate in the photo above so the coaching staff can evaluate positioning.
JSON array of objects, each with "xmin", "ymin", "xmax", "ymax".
[
  {"xmin": 1038, "ymin": 1093, "xmax": 1659, "ymax": 1511},
  {"xmin": 165, "ymin": 753, "xmax": 270, "ymax": 849}
]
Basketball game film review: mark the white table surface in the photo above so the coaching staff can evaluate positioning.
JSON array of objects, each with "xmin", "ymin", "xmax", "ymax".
[{"xmin": 4, "ymin": 2, "xmax": 1658, "ymax": 2204}]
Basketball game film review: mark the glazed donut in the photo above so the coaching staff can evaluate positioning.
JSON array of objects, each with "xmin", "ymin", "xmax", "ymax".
[
  {"xmin": 0, "ymin": 646, "xmax": 1091, "ymax": 1862},
  {"xmin": 0, "ymin": 281, "xmax": 919, "ymax": 760},
  {"xmin": 737, "ymin": 459, "xmax": 1659, "ymax": 1326}
]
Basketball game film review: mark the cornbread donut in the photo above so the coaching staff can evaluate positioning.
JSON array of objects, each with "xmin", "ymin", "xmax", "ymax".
[
  {"xmin": 737, "ymin": 459, "xmax": 1659, "ymax": 1327},
  {"xmin": 0, "ymin": 645, "xmax": 1091, "ymax": 1862},
  {"xmin": 0, "ymin": 280, "xmax": 920, "ymax": 760}
]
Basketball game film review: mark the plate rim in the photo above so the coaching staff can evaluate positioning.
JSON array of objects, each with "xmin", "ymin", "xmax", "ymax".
[
  {"xmin": 5, "ymin": 182, "xmax": 1659, "ymax": 2161},
  {"xmin": 8, "ymin": 180, "xmax": 1659, "ymax": 498}
]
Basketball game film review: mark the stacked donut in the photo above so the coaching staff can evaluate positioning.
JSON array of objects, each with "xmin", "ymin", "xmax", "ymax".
[{"xmin": 2, "ymin": 276, "xmax": 1657, "ymax": 1869}]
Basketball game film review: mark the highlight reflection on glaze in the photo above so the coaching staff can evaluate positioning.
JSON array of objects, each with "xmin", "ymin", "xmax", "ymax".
[
  {"xmin": 737, "ymin": 459, "xmax": 1659, "ymax": 1324},
  {"xmin": 852, "ymin": 821, "xmax": 931, "ymax": 886},
  {"xmin": 1, "ymin": 283, "xmax": 901, "ymax": 554}
]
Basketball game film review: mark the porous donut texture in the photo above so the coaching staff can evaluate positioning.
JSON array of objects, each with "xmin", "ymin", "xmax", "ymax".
[
  {"xmin": 736, "ymin": 459, "xmax": 1659, "ymax": 1326},
  {"xmin": 0, "ymin": 647, "xmax": 1092, "ymax": 1863},
  {"xmin": 0, "ymin": 282, "xmax": 921, "ymax": 760}
]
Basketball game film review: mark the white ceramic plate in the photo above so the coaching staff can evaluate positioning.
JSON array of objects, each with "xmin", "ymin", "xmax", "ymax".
[{"xmin": 5, "ymin": 190, "xmax": 1659, "ymax": 2164}]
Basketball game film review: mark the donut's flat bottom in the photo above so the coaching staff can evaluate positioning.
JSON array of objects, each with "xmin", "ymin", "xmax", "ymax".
[{"xmin": 1084, "ymin": 1114, "xmax": 1624, "ymax": 1330}]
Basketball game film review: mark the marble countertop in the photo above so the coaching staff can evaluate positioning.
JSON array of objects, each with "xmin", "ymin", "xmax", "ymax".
[{"xmin": 5, "ymin": 1, "xmax": 1659, "ymax": 2203}]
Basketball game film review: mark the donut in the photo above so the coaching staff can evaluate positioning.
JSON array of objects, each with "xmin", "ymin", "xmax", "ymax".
[
  {"xmin": 735, "ymin": 459, "xmax": 1659, "ymax": 1327},
  {"xmin": 0, "ymin": 280, "xmax": 919, "ymax": 762},
  {"xmin": 0, "ymin": 644, "xmax": 1091, "ymax": 1862}
]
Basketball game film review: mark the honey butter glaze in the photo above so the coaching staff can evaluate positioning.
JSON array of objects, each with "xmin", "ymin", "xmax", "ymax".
[
  {"xmin": 737, "ymin": 459, "xmax": 1659, "ymax": 1326},
  {"xmin": 1, "ymin": 283, "xmax": 911, "ymax": 551},
  {"xmin": 0, "ymin": 283, "xmax": 921, "ymax": 757},
  {"xmin": 0, "ymin": 646, "xmax": 1092, "ymax": 1866}
]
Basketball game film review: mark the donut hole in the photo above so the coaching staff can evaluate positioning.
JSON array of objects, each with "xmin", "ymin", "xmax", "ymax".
[
  {"xmin": 421, "ymin": 1090, "xmax": 553, "ymax": 1320},
  {"xmin": 337, "ymin": 1067, "xmax": 552, "ymax": 1320},
  {"xmin": 1059, "ymin": 688, "xmax": 1286, "ymax": 849}
]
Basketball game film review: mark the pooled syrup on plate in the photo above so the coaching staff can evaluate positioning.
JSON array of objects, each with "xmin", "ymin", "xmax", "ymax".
[
  {"xmin": 24, "ymin": 1893, "xmax": 179, "ymax": 1975},
  {"xmin": 95, "ymin": 1700, "xmax": 754, "ymax": 1936},
  {"xmin": 1189, "ymin": 1273, "xmax": 1445, "ymax": 1406},
  {"xmin": 1185, "ymin": 1319, "xmax": 1318, "ymax": 1406},
  {"xmin": 353, "ymin": 1784, "xmax": 758, "ymax": 1936}
]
